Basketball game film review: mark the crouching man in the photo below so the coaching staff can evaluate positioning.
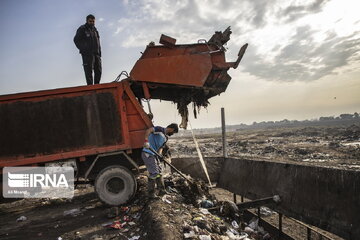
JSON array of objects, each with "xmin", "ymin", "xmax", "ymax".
[{"xmin": 142, "ymin": 123, "xmax": 178, "ymax": 198}]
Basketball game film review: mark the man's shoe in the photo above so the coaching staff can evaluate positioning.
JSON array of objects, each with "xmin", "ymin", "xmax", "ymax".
[
  {"xmin": 147, "ymin": 178, "xmax": 160, "ymax": 199},
  {"xmin": 156, "ymin": 176, "xmax": 169, "ymax": 196}
]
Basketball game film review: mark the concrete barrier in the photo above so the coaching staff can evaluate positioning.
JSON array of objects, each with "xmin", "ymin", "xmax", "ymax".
[
  {"xmin": 217, "ymin": 158, "xmax": 360, "ymax": 240},
  {"xmin": 171, "ymin": 157, "xmax": 223, "ymax": 183}
]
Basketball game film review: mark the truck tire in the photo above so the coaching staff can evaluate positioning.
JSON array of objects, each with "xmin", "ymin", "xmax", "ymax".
[{"xmin": 95, "ymin": 165, "xmax": 137, "ymax": 206}]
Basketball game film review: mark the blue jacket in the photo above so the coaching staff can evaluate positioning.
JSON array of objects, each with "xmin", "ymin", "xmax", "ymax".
[{"xmin": 143, "ymin": 132, "xmax": 167, "ymax": 155}]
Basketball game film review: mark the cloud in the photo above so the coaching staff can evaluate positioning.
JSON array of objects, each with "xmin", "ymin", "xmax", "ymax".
[
  {"xmin": 280, "ymin": 0, "xmax": 330, "ymax": 22},
  {"xmin": 243, "ymin": 26, "xmax": 360, "ymax": 81},
  {"xmin": 111, "ymin": 0, "xmax": 360, "ymax": 82}
]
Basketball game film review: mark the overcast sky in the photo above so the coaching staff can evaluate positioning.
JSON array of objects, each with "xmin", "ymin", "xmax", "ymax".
[{"xmin": 0, "ymin": 0, "xmax": 359, "ymax": 128}]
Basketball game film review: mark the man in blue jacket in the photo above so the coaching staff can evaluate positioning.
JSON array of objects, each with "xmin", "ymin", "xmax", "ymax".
[{"xmin": 142, "ymin": 123, "xmax": 178, "ymax": 198}]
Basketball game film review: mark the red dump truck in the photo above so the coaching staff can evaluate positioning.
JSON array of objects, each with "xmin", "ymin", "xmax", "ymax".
[{"xmin": 0, "ymin": 28, "xmax": 247, "ymax": 205}]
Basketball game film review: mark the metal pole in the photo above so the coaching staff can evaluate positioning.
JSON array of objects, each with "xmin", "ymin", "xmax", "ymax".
[
  {"xmin": 221, "ymin": 107, "xmax": 227, "ymax": 158},
  {"xmin": 307, "ymin": 227, "xmax": 311, "ymax": 240},
  {"xmin": 257, "ymin": 207, "xmax": 261, "ymax": 224},
  {"xmin": 279, "ymin": 213, "xmax": 283, "ymax": 240}
]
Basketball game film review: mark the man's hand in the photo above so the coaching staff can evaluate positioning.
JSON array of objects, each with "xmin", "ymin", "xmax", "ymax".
[{"xmin": 143, "ymin": 141, "xmax": 150, "ymax": 149}]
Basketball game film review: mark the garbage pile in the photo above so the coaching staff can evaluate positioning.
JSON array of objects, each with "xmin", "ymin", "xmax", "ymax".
[
  {"xmin": 2, "ymin": 171, "xmax": 273, "ymax": 240},
  {"xmin": 169, "ymin": 124, "xmax": 360, "ymax": 169},
  {"xmin": 140, "ymin": 172, "xmax": 272, "ymax": 240}
]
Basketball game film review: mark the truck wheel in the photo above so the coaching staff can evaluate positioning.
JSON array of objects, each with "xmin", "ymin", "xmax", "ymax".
[{"xmin": 95, "ymin": 165, "xmax": 137, "ymax": 206}]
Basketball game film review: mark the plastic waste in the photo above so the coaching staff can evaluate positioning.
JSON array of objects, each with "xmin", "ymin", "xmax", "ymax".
[
  {"xmin": 63, "ymin": 208, "xmax": 82, "ymax": 217},
  {"xmin": 184, "ymin": 231, "xmax": 197, "ymax": 238},
  {"xmin": 200, "ymin": 200, "xmax": 214, "ymax": 208},
  {"xmin": 16, "ymin": 216, "xmax": 27, "ymax": 222},
  {"xmin": 248, "ymin": 218, "xmax": 259, "ymax": 230},
  {"xmin": 128, "ymin": 236, "xmax": 140, "ymax": 240},
  {"xmin": 199, "ymin": 235, "xmax": 211, "ymax": 240},
  {"xmin": 200, "ymin": 208, "xmax": 211, "ymax": 215},
  {"xmin": 232, "ymin": 220, "xmax": 239, "ymax": 228}
]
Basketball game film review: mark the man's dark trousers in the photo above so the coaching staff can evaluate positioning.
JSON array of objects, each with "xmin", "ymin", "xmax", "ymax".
[{"xmin": 82, "ymin": 54, "xmax": 101, "ymax": 85}]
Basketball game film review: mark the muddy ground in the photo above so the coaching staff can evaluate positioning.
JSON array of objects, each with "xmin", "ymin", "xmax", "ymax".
[
  {"xmin": 1, "ymin": 122, "xmax": 357, "ymax": 240},
  {"xmin": 1, "ymin": 172, "xmax": 273, "ymax": 240}
]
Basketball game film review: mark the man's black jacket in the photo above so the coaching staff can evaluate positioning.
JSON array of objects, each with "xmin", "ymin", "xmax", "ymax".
[{"xmin": 74, "ymin": 23, "xmax": 101, "ymax": 56}]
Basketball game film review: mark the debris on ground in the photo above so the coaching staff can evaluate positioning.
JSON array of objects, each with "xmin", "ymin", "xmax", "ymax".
[
  {"xmin": 16, "ymin": 215, "xmax": 27, "ymax": 222},
  {"xmin": 170, "ymin": 123, "xmax": 360, "ymax": 170},
  {"xmin": 3, "ymin": 172, "xmax": 271, "ymax": 240},
  {"xmin": 63, "ymin": 208, "xmax": 82, "ymax": 217},
  {"xmin": 140, "ymin": 172, "xmax": 273, "ymax": 240}
]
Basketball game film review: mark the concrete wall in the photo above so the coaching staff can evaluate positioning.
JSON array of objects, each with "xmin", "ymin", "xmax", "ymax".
[
  {"xmin": 217, "ymin": 158, "xmax": 360, "ymax": 240},
  {"xmin": 171, "ymin": 157, "xmax": 224, "ymax": 183}
]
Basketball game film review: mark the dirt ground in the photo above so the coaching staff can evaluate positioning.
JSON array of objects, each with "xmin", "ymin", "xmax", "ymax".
[
  {"xmin": 0, "ymin": 177, "xmax": 343, "ymax": 240},
  {"xmin": 1, "ymin": 122, "xmax": 357, "ymax": 239},
  {"xmin": 169, "ymin": 122, "xmax": 360, "ymax": 170},
  {"xmin": 0, "ymin": 173, "xmax": 274, "ymax": 240}
]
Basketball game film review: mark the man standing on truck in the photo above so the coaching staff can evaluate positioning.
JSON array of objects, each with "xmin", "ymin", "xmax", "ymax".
[
  {"xmin": 74, "ymin": 14, "xmax": 102, "ymax": 85},
  {"xmin": 142, "ymin": 123, "xmax": 178, "ymax": 198}
]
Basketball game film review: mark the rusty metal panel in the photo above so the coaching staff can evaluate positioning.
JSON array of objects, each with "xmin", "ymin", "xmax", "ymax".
[
  {"xmin": 217, "ymin": 158, "xmax": 360, "ymax": 240},
  {"xmin": 159, "ymin": 34, "xmax": 176, "ymax": 47},
  {"xmin": 130, "ymin": 54, "xmax": 212, "ymax": 87},
  {"xmin": 0, "ymin": 91, "xmax": 122, "ymax": 158}
]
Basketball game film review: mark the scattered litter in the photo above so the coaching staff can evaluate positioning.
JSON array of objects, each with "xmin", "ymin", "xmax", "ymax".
[
  {"xmin": 199, "ymin": 235, "xmax": 212, "ymax": 240},
  {"xmin": 101, "ymin": 221, "xmax": 113, "ymax": 227},
  {"xmin": 16, "ymin": 216, "xmax": 27, "ymax": 222},
  {"xmin": 228, "ymin": 227, "xmax": 239, "ymax": 235},
  {"xmin": 128, "ymin": 236, "xmax": 140, "ymax": 240},
  {"xmin": 84, "ymin": 205, "xmax": 96, "ymax": 210},
  {"xmin": 63, "ymin": 208, "xmax": 82, "ymax": 217},
  {"xmin": 199, "ymin": 208, "xmax": 211, "ymax": 215},
  {"xmin": 260, "ymin": 206, "xmax": 276, "ymax": 216},
  {"xmin": 108, "ymin": 220, "xmax": 125, "ymax": 229},
  {"xmin": 248, "ymin": 218, "xmax": 259, "ymax": 230},
  {"xmin": 231, "ymin": 220, "xmax": 239, "ymax": 228},
  {"xmin": 166, "ymin": 186, "xmax": 179, "ymax": 193},
  {"xmin": 193, "ymin": 216, "xmax": 204, "ymax": 221},
  {"xmin": 244, "ymin": 227, "xmax": 254, "ymax": 233},
  {"xmin": 184, "ymin": 231, "xmax": 197, "ymax": 238},
  {"xmin": 200, "ymin": 199, "xmax": 214, "ymax": 208},
  {"xmin": 162, "ymin": 195, "xmax": 172, "ymax": 204}
]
